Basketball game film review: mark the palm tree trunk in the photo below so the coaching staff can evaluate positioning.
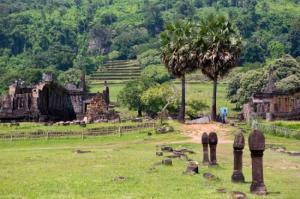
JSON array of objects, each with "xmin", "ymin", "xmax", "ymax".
[
  {"xmin": 211, "ymin": 78, "xmax": 217, "ymax": 121},
  {"xmin": 178, "ymin": 75, "xmax": 186, "ymax": 123},
  {"xmin": 138, "ymin": 109, "xmax": 142, "ymax": 117}
]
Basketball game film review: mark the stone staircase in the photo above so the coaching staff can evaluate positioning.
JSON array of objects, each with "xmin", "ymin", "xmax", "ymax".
[{"xmin": 90, "ymin": 60, "xmax": 141, "ymax": 84}]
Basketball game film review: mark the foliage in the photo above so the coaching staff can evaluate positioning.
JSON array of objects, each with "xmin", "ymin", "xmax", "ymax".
[
  {"xmin": 197, "ymin": 14, "xmax": 242, "ymax": 120},
  {"xmin": 268, "ymin": 40, "xmax": 285, "ymax": 59},
  {"xmin": 197, "ymin": 14, "xmax": 242, "ymax": 80},
  {"xmin": 137, "ymin": 49, "xmax": 161, "ymax": 68},
  {"xmin": 141, "ymin": 64, "xmax": 171, "ymax": 84},
  {"xmin": 227, "ymin": 54, "xmax": 300, "ymax": 106},
  {"xmin": 186, "ymin": 99, "xmax": 209, "ymax": 119},
  {"xmin": 117, "ymin": 77, "xmax": 156, "ymax": 116},
  {"xmin": 141, "ymin": 83, "xmax": 179, "ymax": 117},
  {"xmin": 160, "ymin": 20, "xmax": 198, "ymax": 78},
  {"xmin": 0, "ymin": 0, "xmax": 300, "ymax": 94},
  {"xmin": 57, "ymin": 68, "xmax": 82, "ymax": 85},
  {"xmin": 160, "ymin": 20, "xmax": 198, "ymax": 122}
]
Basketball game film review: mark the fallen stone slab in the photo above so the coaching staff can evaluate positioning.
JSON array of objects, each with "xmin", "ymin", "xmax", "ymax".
[
  {"xmin": 161, "ymin": 146, "xmax": 173, "ymax": 152},
  {"xmin": 231, "ymin": 191, "xmax": 247, "ymax": 199},
  {"xmin": 74, "ymin": 149, "xmax": 92, "ymax": 154},
  {"xmin": 186, "ymin": 116, "xmax": 210, "ymax": 124},
  {"xmin": 165, "ymin": 151, "xmax": 189, "ymax": 161},
  {"xmin": 156, "ymin": 125, "xmax": 174, "ymax": 134},
  {"xmin": 185, "ymin": 161, "xmax": 199, "ymax": 174},
  {"xmin": 162, "ymin": 158, "xmax": 173, "ymax": 166},
  {"xmin": 203, "ymin": 172, "xmax": 217, "ymax": 180},
  {"xmin": 287, "ymin": 151, "xmax": 300, "ymax": 156},
  {"xmin": 174, "ymin": 148, "xmax": 196, "ymax": 154},
  {"xmin": 114, "ymin": 176, "xmax": 126, "ymax": 181},
  {"xmin": 216, "ymin": 188, "xmax": 227, "ymax": 193}
]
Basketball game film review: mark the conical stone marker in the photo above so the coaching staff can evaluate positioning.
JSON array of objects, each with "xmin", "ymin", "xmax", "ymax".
[
  {"xmin": 231, "ymin": 132, "xmax": 245, "ymax": 183},
  {"xmin": 209, "ymin": 132, "xmax": 218, "ymax": 166},
  {"xmin": 249, "ymin": 129, "xmax": 267, "ymax": 195},
  {"xmin": 202, "ymin": 132, "xmax": 209, "ymax": 165}
]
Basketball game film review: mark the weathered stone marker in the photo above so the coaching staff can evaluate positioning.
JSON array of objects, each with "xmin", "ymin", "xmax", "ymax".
[
  {"xmin": 202, "ymin": 132, "xmax": 210, "ymax": 165},
  {"xmin": 249, "ymin": 129, "xmax": 267, "ymax": 195},
  {"xmin": 209, "ymin": 132, "xmax": 218, "ymax": 166},
  {"xmin": 231, "ymin": 132, "xmax": 245, "ymax": 183},
  {"xmin": 185, "ymin": 161, "xmax": 199, "ymax": 174}
]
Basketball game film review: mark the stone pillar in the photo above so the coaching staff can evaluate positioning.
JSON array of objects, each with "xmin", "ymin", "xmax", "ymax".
[
  {"xmin": 201, "ymin": 132, "xmax": 209, "ymax": 165},
  {"xmin": 231, "ymin": 132, "xmax": 245, "ymax": 183},
  {"xmin": 209, "ymin": 132, "xmax": 218, "ymax": 166},
  {"xmin": 104, "ymin": 81, "xmax": 110, "ymax": 105},
  {"xmin": 249, "ymin": 129, "xmax": 267, "ymax": 195}
]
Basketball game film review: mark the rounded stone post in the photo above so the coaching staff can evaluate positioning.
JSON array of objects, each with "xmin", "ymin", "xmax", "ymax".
[
  {"xmin": 201, "ymin": 133, "xmax": 209, "ymax": 165},
  {"xmin": 208, "ymin": 132, "xmax": 218, "ymax": 166},
  {"xmin": 231, "ymin": 132, "xmax": 245, "ymax": 183},
  {"xmin": 249, "ymin": 129, "xmax": 267, "ymax": 195}
]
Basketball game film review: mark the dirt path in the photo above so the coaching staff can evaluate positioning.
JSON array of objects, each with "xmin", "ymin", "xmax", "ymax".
[{"xmin": 181, "ymin": 123, "xmax": 235, "ymax": 144}]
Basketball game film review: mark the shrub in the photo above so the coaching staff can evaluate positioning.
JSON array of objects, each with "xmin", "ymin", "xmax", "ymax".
[
  {"xmin": 186, "ymin": 99, "xmax": 209, "ymax": 119},
  {"xmin": 141, "ymin": 83, "xmax": 179, "ymax": 117},
  {"xmin": 141, "ymin": 64, "xmax": 171, "ymax": 84}
]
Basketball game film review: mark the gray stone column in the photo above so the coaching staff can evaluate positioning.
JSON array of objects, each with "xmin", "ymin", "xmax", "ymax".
[
  {"xmin": 231, "ymin": 132, "xmax": 245, "ymax": 183},
  {"xmin": 249, "ymin": 129, "xmax": 267, "ymax": 195},
  {"xmin": 202, "ymin": 133, "xmax": 209, "ymax": 165},
  {"xmin": 209, "ymin": 132, "xmax": 218, "ymax": 166}
]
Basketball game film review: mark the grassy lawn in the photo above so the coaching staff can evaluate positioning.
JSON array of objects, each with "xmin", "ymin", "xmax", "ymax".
[
  {"xmin": 265, "ymin": 121, "xmax": 300, "ymax": 131},
  {"xmin": 89, "ymin": 82, "xmax": 236, "ymax": 117},
  {"xmin": 0, "ymin": 122, "xmax": 143, "ymax": 134},
  {"xmin": 0, "ymin": 124, "xmax": 300, "ymax": 199},
  {"xmin": 178, "ymin": 82, "xmax": 236, "ymax": 116}
]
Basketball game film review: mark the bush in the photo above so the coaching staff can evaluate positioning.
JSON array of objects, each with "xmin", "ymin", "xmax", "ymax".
[
  {"xmin": 141, "ymin": 64, "xmax": 171, "ymax": 84},
  {"xmin": 137, "ymin": 49, "xmax": 161, "ymax": 68},
  {"xmin": 118, "ymin": 78, "xmax": 157, "ymax": 116},
  {"xmin": 186, "ymin": 99, "xmax": 209, "ymax": 119},
  {"xmin": 58, "ymin": 68, "xmax": 82, "ymax": 85},
  {"xmin": 141, "ymin": 83, "xmax": 179, "ymax": 117}
]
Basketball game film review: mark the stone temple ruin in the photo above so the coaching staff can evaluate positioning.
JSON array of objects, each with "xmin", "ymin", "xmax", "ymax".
[
  {"xmin": 244, "ymin": 69, "xmax": 300, "ymax": 121},
  {"xmin": 0, "ymin": 73, "xmax": 118, "ymax": 122}
]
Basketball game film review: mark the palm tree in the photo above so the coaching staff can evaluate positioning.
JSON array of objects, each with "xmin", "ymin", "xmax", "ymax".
[
  {"xmin": 160, "ymin": 21, "xmax": 198, "ymax": 123},
  {"xmin": 197, "ymin": 15, "xmax": 242, "ymax": 121}
]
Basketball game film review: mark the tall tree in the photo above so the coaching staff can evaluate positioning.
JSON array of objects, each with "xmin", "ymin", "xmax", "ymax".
[
  {"xmin": 197, "ymin": 15, "xmax": 242, "ymax": 121},
  {"xmin": 289, "ymin": 17, "xmax": 300, "ymax": 58},
  {"xmin": 160, "ymin": 21, "xmax": 198, "ymax": 123}
]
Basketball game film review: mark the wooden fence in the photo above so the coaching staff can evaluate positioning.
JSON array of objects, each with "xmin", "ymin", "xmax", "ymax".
[
  {"xmin": 252, "ymin": 120, "xmax": 300, "ymax": 139},
  {"xmin": 0, "ymin": 122, "xmax": 157, "ymax": 141}
]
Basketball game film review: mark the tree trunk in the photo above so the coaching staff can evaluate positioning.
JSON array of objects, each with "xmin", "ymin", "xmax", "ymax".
[
  {"xmin": 178, "ymin": 75, "xmax": 186, "ymax": 123},
  {"xmin": 138, "ymin": 109, "xmax": 142, "ymax": 117},
  {"xmin": 211, "ymin": 79, "xmax": 217, "ymax": 121}
]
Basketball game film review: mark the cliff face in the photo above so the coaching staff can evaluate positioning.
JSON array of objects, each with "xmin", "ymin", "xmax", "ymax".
[{"xmin": 88, "ymin": 26, "xmax": 112, "ymax": 54}]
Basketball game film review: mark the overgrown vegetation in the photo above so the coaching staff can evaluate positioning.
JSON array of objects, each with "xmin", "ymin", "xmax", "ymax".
[
  {"xmin": 1, "ymin": 0, "xmax": 300, "ymax": 94},
  {"xmin": 227, "ymin": 55, "xmax": 300, "ymax": 107}
]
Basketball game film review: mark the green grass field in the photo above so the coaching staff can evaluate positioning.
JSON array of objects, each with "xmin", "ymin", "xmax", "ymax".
[
  {"xmin": 266, "ymin": 121, "xmax": 300, "ymax": 131},
  {"xmin": 0, "ymin": 122, "xmax": 140, "ymax": 134},
  {"xmin": 89, "ymin": 82, "xmax": 236, "ymax": 117},
  {"xmin": 0, "ymin": 124, "xmax": 300, "ymax": 199}
]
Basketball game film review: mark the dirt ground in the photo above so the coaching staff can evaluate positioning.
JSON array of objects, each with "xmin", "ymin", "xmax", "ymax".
[{"xmin": 182, "ymin": 123, "xmax": 236, "ymax": 144}]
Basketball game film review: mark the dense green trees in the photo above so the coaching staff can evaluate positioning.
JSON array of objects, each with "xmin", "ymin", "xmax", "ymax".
[
  {"xmin": 197, "ymin": 15, "xmax": 242, "ymax": 121},
  {"xmin": 0, "ymin": 0, "xmax": 299, "ymax": 95},
  {"xmin": 227, "ymin": 55, "xmax": 300, "ymax": 107},
  {"xmin": 117, "ymin": 78, "xmax": 156, "ymax": 117},
  {"xmin": 161, "ymin": 21, "xmax": 198, "ymax": 122}
]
